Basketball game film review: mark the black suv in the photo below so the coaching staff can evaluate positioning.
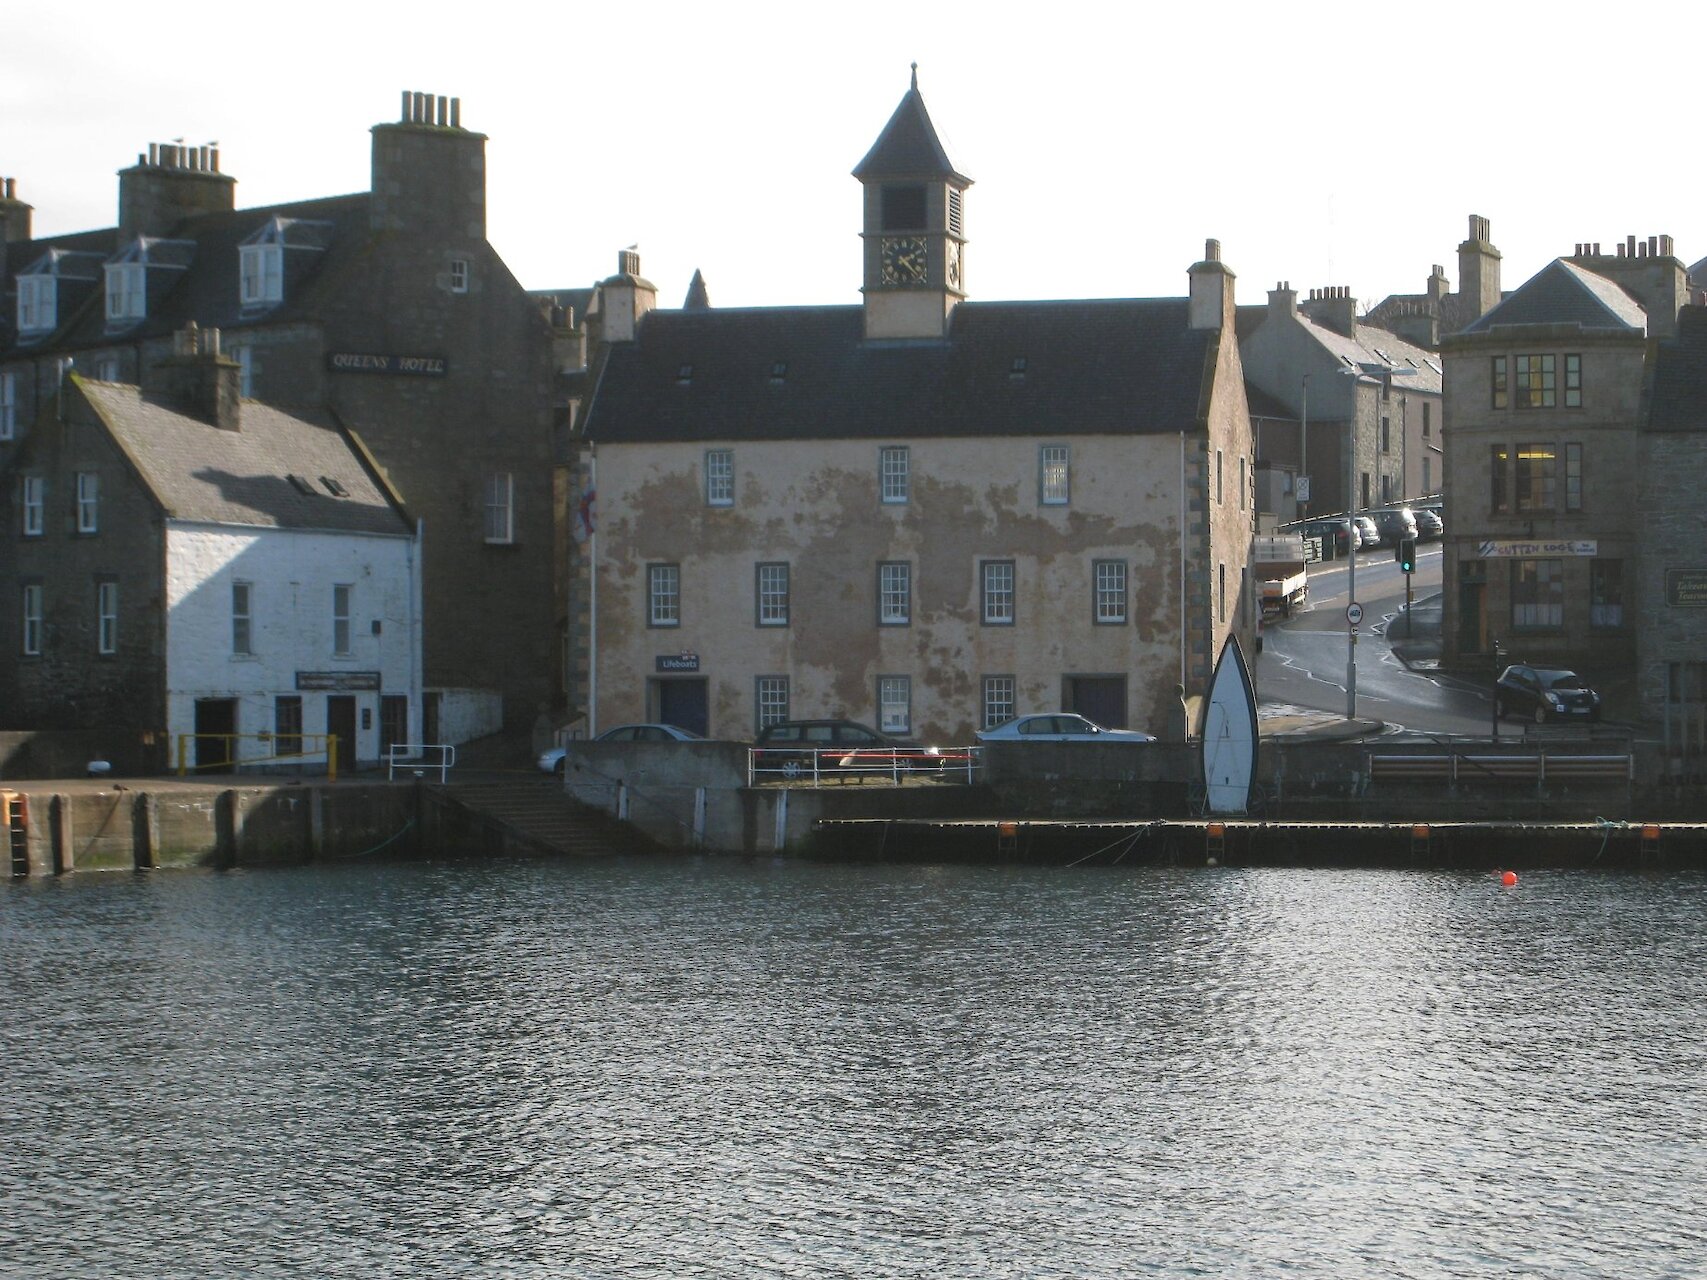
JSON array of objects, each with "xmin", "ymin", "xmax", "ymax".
[
  {"xmin": 752, "ymin": 719, "xmax": 938, "ymax": 779},
  {"xmin": 1362, "ymin": 506, "xmax": 1418, "ymax": 547}
]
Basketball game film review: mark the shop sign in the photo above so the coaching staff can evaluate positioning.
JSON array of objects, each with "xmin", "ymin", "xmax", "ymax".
[
  {"xmin": 1665, "ymin": 568, "xmax": 1707, "ymax": 607},
  {"xmin": 296, "ymin": 671, "xmax": 382, "ymax": 691},
  {"xmin": 1477, "ymin": 539, "xmax": 1598, "ymax": 558},
  {"xmin": 327, "ymin": 352, "xmax": 448, "ymax": 376}
]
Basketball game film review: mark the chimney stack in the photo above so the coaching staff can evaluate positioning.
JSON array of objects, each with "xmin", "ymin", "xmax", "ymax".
[
  {"xmin": 1187, "ymin": 238, "xmax": 1235, "ymax": 331},
  {"xmin": 1267, "ymin": 280, "xmax": 1297, "ymax": 319},
  {"xmin": 1457, "ymin": 213, "xmax": 1502, "ymax": 323},
  {"xmin": 1301, "ymin": 285, "xmax": 1358, "ymax": 338},
  {"xmin": 149, "ymin": 322, "xmax": 242, "ymax": 430},
  {"xmin": 118, "ymin": 141, "xmax": 235, "ymax": 242},
  {"xmin": 371, "ymin": 89, "xmax": 486, "ymax": 240}
]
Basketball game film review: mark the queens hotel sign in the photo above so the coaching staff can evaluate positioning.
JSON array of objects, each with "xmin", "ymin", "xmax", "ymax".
[{"xmin": 328, "ymin": 352, "xmax": 448, "ymax": 377}]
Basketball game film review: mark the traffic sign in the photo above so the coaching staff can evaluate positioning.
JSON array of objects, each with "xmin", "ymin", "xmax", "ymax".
[{"xmin": 1346, "ymin": 602, "xmax": 1364, "ymax": 625}]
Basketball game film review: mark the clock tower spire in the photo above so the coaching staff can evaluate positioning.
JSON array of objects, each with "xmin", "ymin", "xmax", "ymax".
[{"xmin": 854, "ymin": 67, "xmax": 971, "ymax": 340}]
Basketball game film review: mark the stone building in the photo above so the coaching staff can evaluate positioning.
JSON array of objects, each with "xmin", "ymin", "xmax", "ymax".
[
  {"xmin": 573, "ymin": 75, "xmax": 1254, "ymax": 743},
  {"xmin": 1239, "ymin": 283, "xmax": 1443, "ymax": 518},
  {"xmin": 1438, "ymin": 236, "xmax": 1688, "ymax": 697},
  {"xmin": 2, "ymin": 92, "xmax": 559, "ymax": 751},
  {"xmin": 1366, "ymin": 215, "xmax": 1505, "ymax": 350},
  {"xmin": 0, "ymin": 327, "xmax": 419, "ymax": 773}
]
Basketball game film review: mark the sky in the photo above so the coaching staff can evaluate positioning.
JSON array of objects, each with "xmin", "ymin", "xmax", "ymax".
[{"xmin": 5, "ymin": 0, "xmax": 1701, "ymax": 317}]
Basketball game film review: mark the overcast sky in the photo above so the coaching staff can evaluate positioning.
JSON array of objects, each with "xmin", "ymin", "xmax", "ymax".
[{"xmin": 6, "ymin": 0, "xmax": 1699, "ymax": 316}]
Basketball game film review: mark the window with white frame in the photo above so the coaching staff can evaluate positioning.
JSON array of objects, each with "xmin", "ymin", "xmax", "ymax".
[
  {"xmin": 333, "ymin": 584, "xmax": 353, "ymax": 655},
  {"xmin": 878, "ymin": 675, "xmax": 911, "ymax": 736},
  {"xmin": 982, "ymin": 674, "xmax": 1015, "ymax": 729},
  {"xmin": 981, "ymin": 560, "xmax": 1014, "ymax": 625},
  {"xmin": 756, "ymin": 562, "xmax": 789, "ymax": 626},
  {"xmin": 96, "ymin": 581, "xmax": 117, "ymax": 655},
  {"xmin": 484, "ymin": 473, "xmax": 514, "ymax": 543},
  {"xmin": 1040, "ymin": 444, "xmax": 1069, "ymax": 505},
  {"xmin": 21, "ymin": 584, "xmax": 43, "ymax": 655},
  {"xmin": 17, "ymin": 274, "xmax": 56, "ymax": 333},
  {"xmin": 240, "ymin": 244, "xmax": 284, "ymax": 306},
  {"xmin": 1094, "ymin": 559, "xmax": 1127, "ymax": 624},
  {"xmin": 75, "ymin": 472, "xmax": 98, "ymax": 533},
  {"xmin": 880, "ymin": 446, "xmax": 909, "ymax": 504},
  {"xmin": 878, "ymin": 561, "xmax": 911, "ymax": 625},
  {"xmin": 756, "ymin": 675, "xmax": 789, "ymax": 730},
  {"xmin": 706, "ymin": 449, "xmax": 734, "ymax": 506},
  {"xmin": 449, "ymin": 259, "xmax": 469, "ymax": 294},
  {"xmin": 0, "ymin": 372, "xmax": 15, "ymax": 440},
  {"xmin": 648, "ymin": 564, "xmax": 680, "ymax": 627},
  {"xmin": 232, "ymin": 581, "xmax": 253, "ymax": 655},
  {"xmin": 105, "ymin": 262, "xmax": 146, "ymax": 322},
  {"xmin": 22, "ymin": 476, "xmax": 44, "ymax": 536}
]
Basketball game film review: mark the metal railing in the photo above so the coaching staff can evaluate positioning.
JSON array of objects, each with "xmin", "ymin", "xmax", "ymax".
[
  {"xmin": 385, "ymin": 743, "xmax": 456, "ymax": 782},
  {"xmin": 747, "ymin": 746, "xmax": 982, "ymax": 787},
  {"xmin": 176, "ymin": 733, "xmax": 337, "ymax": 780}
]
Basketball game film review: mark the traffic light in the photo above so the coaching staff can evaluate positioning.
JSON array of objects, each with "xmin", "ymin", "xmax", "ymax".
[{"xmin": 1396, "ymin": 536, "xmax": 1417, "ymax": 574}]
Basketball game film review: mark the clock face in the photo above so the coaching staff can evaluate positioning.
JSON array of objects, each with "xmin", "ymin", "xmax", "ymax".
[
  {"xmin": 946, "ymin": 241, "xmax": 962, "ymax": 290},
  {"xmin": 880, "ymin": 236, "xmax": 927, "ymax": 286}
]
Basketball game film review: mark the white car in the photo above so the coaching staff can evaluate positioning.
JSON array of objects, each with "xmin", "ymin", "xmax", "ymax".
[
  {"xmin": 975, "ymin": 714, "xmax": 1156, "ymax": 743},
  {"xmin": 537, "ymin": 723, "xmax": 702, "ymax": 774}
]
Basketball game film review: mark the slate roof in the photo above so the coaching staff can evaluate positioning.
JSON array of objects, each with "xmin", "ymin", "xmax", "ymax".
[
  {"xmin": 582, "ymin": 299, "xmax": 1216, "ymax": 444},
  {"xmin": 1245, "ymin": 381, "xmax": 1297, "ymax": 420},
  {"xmin": 78, "ymin": 378, "xmax": 410, "ymax": 534},
  {"xmin": 2, "ymin": 194, "xmax": 368, "ymax": 358},
  {"xmin": 1646, "ymin": 305, "xmax": 1707, "ymax": 432},
  {"xmin": 852, "ymin": 76, "xmax": 969, "ymax": 184},
  {"xmin": 1461, "ymin": 259, "xmax": 1647, "ymax": 334}
]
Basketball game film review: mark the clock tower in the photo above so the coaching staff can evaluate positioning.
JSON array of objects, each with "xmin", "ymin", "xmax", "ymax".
[{"xmin": 854, "ymin": 66, "xmax": 971, "ymax": 340}]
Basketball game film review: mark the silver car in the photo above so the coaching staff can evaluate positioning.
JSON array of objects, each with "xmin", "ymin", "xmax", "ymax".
[{"xmin": 976, "ymin": 713, "xmax": 1156, "ymax": 742}]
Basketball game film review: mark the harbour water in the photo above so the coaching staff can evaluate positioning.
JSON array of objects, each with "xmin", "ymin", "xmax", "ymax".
[{"xmin": 4, "ymin": 856, "xmax": 1704, "ymax": 1278}]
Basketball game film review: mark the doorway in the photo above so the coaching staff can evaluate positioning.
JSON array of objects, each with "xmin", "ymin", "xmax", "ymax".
[
  {"xmin": 326, "ymin": 696, "xmax": 358, "ymax": 772},
  {"xmin": 193, "ymin": 698, "xmax": 238, "ymax": 772},
  {"xmin": 653, "ymin": 678, "xmax": 710, "ymax": 737},
  {"xmin": 380, "ymin": 695, "xmax": 409, "ymax": 760},
  {"xmin": 1065, "ymin": 676, "xmax": 1128, "ymax": 729}
]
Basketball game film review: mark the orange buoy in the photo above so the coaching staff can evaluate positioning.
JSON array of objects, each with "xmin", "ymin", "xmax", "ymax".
[{"xmin": 1501, "ymin": 870, "xmax": 1518, "ymax": 887}]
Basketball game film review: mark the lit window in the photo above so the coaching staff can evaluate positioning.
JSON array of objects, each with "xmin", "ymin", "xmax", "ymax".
[
  {"xmin": 982, "ymin": 675, "xmax": 1015, "ymax": 730},
  {"xmin": 1094, "ymin": 559, "xmax": 1127, "ymax": 624},
  {"xmin": 232, "ymin": 581, "xmax": 253, "ymax": 655},
  {"xmin": 105, "ymin": 263, "xmax": 146, "ymax": 322},
  {"xmin": 1514, "ymin": 354, "xmax": 1556, "ymax": 409},
  {"xmin": 333, "ymin": 584, "xmax": 353, "ymax": 655},
  {"xmin": 880, "ymin": 446, "xmax": 909, "ymax": 504},
  {"xmin": 17, "ymin": 274, "xmax": 56, "ymax": 333},
  {"xmin": 484, "ymin": 473, "xmax": 514, "ymax": 543},
  {"xmin": 706, "ymin": 449, "xmax": 734, "ymax": 506},
  {"xmin": 1515, "ymin": 443, "xmax": 1556, "ymax": 511},
  {"xmin": 1040, "ymin": 444, "xmax": 1069, "ymax": 505},
  {"xmin": 756, "ymin": 676, "xmax": 789, "ymax": 730},
  {"xmin": 449, "ymin": 259, "xmax": 469, "ymax": 294},
  {"xmin": 878, "ymin": 675, "xmax": 911, "ymax": 736},
  {"xmin": 756, "ymin": 562, "xmax": 789, "ymax": 627},
  {"xmin": 22, "ymin": 476, "xmax": 44, "ymax": 536},
  {"xmin": 21, "ymin": 584, "xmax": 43, "ymax": 656},
  {"xmin": 647, "ymin": 564, "xmax": 680, "ymax": 627},
  {"xmin": 1564, "ymin": 354, "xmax": 1582, "ymax": 408},
  {"xmin": 981, "ymin": 560, "xmax": 1014, "ymax": 625},
  {"xmin": 96, "ymin": 581, "xmax": 117, "ymax": 655},
  {"xmin": 1512, "ymin": 559, "xmax": 1563, "ymax": 630},
  {"xmin": 239, "ymin": 244, "xmax": 283, "ymax": 306},
  {"xmin": 878, "ymin": 562, "xmax": 911, "ymax": 625},
  {"xmin": 76, "ymin": 472, "xmax": 98, "ymax": 533},
  {"xmin": 0, "ymin": 372, "xmax": 15, "ymax": 440}
]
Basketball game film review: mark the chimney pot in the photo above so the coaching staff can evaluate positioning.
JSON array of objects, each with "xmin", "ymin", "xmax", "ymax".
[
  {"xmin": 451, "ymin": 97, "xmax": 462, "ymax": 128},
  {"xmin": 1204, "ymin": 238, "xmax": 1221, "ymax": 262}
]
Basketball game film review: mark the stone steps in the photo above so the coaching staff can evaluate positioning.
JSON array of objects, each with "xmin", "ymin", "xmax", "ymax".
[{"xmin": 435, "ymin": 781, "xmax": 659, "ymax": 857}]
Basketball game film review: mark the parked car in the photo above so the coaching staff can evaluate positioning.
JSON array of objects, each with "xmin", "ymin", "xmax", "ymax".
[
  {"xmin": 752, "ymin": 719, "xmax": 939, "ymax": 778},
  {"xmin": 976, "ymin": 713, "xmax": 1156, "ymax": 743},
  {"xmin": 1494, "ymin": 665, "xmax": 1602, "ymax": 724},
  {"xmin": 1413, "ymin": 509, "xmax": 1444, "ymax": 541},
  {"xmin": 1281, "ymin": 515, "xmax": 1355, "ymax": 558},
  {"xmin": 1362, "ymin": 506, "xmax": 1418, "ymax": 548},
  {"xmin": 537, "ymin": 723, "xmax": 702, "ymax": 774},
  {"xmin": 1352, "ymin": 515, "xmax": 1379, "ymax": 550}
]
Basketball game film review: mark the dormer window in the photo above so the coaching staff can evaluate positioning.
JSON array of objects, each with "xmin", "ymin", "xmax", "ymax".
[
  {"xmin": 105, "ymin": 263, "xmax": 146, "ymax": 322},
  {"xmin": 17, "ymin": 274, "xmax": 56, "ymax": 333},
  {"xmin": 240, "ymin": 243, "xmax": 283, "ymax": 306}
]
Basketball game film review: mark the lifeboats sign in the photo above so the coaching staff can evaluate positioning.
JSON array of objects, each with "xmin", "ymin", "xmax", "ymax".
[
  {"xmin": 327, "ymin": 352, "xmax": 448, "ymax": 377},
  {"xmin": 656, "ymin": 653, "xmax": 700, "ymax": 673},
  {"xmin": 1477, "ymin": 539, "xmax": 1598, "ymax": 558},
  {"xmin": 1666, "ymin": 568, "xmax": 1707, "ymax": 607}
]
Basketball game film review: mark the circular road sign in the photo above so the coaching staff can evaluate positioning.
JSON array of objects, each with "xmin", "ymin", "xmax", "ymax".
[{"xmin": 1346, "ymin": 602, "xmax": 1364, "ymax": 625}]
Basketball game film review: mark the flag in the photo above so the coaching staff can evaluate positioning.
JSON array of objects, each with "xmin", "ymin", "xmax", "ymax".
[{"xmin": 573, "ymin": 487, "xmax": 596, "ymax": 543}]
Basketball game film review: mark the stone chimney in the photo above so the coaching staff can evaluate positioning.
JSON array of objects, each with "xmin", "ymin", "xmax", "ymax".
[
  {"xmin": 1426, "ymin": 264, "xmax": 1448, "ymax": 304},
  {"xmin": 1568, "ymin": 234, "xmax": 1687, "ymax": 340},
  {"xmin": 118, "ymin": 142, "xmax": 235, "ymax": 242},
  {"xmin": 594, "ymin": 248, "xmax": 658, "ymax": 344},
  {"xmin": 1301, "ymin": 285, "xmax": 1358, "ymax": 338},
  {"xmin": 370, "ymin": 91, "xmax": 487, "ymax": 241},
  {"xmin": 149, "ymin": 322, "xmax": 241, "ymax": 430},
  {"xmin": 1187, "ymin": 239, "xmax": 1235, "ymax": 331},
  {"xmin": 1457, "ymin": 214, "xmax": 1502, "ymax": 322},
  {"xmin": 1267, "ymin": 280, "xmax": 1297, "ymax": 321},
  {"xmin": 1, "ymin": 177, "xmax": 32, "ymax": 242}
]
